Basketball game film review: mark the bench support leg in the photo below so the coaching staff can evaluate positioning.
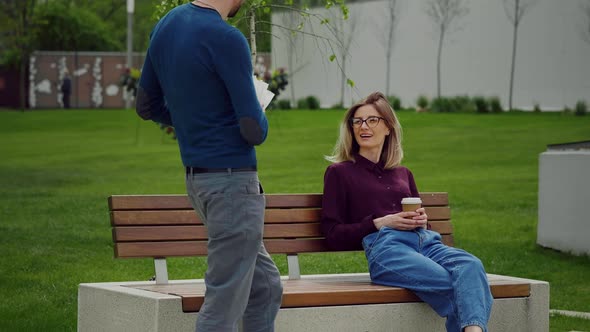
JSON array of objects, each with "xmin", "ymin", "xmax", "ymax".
[
  {"xmin": 154, "ymin": 258, "xmax": 169, "ymax": 284},
  {"xmin": 287, "ymin": 254, "xmax": 301, "ymax": 280}
]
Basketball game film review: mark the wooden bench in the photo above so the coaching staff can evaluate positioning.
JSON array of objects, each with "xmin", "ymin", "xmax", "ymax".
[
  {"xmin": 109, "ymin": 192, "xmax": 531, "ymax": 309},
  {"xmin": 77, "ymin": 192, "xmax": 549, "ymax": 331}
]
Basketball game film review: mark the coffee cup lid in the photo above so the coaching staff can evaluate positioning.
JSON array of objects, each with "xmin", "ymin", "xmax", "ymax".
[{"xmin": 401, "ymin": 197, "xmax": 422, "ymax": 204}]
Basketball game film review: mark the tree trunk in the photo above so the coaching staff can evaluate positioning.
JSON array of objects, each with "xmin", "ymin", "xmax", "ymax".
[
  {"xmin": 386, "ymin": 1, "xmax": 395, "ymax": 97},
  {"xmin": 385, "ymin": 51, "xmax": 391, "ymax": 98},
  {"xmin": 250, "ymin": 8, "xmax": 257, "ymax": 67},
  {"xmin": 508, "ymin": 0, "xmax": 520, "ymax": 111},
  {"xmin": 386, "ymin": 21, "xmax": 394, "ymax": 97},
  {"xmin": 436, "ymin": 26, "xmax": 444, "ymax": 99},
  {"xmin": 340, "ymin": 57, "xmax": 346, "ymax": 107},
  {"xmin": 288, "ymin": 52, "xmax": 295, "ymax": 107},
  {"xmin": 288, "ymin": 1, "xmax": 300, "ymax": 108}
]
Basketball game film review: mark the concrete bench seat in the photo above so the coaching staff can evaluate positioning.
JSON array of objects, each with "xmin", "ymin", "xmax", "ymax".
[
  {"xmin": 127, "ymin": 273, "xmax": 531, "ymax": 312},
  {"xmin": 77, "ymin": 193, "xmax": 549, "ymax": 331}
]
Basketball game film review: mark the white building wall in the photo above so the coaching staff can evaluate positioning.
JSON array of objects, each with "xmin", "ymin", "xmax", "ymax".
[
  {"xmin": 537, "ymin": 151, "xmax": 590, "ymax": 256},
  {"xmin": 271, "ymin": 0, "xmax": 590, "ymax": 109}
]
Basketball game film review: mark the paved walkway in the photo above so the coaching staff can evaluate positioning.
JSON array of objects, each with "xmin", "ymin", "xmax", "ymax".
[{"xmin": 551, "ymin": 309, "xmax": 590, "ymax": 320}]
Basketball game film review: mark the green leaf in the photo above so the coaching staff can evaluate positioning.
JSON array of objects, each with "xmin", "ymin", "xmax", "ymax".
[
  {"xmin": 329, "ymin": 54, "xmax": 336, "ymax": 62},
  {"xmin": 341, "ymin": 6, "xmax": 349, "ymax": 20},
  {"xmin": 346, "ymin": 79, "xmax": 355, "ymax": 88}
]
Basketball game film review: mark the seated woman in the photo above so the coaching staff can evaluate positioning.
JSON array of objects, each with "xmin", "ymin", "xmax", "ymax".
[{"xmin": 320, "ymin": 92, "xmax": 493, "ymax": 332}]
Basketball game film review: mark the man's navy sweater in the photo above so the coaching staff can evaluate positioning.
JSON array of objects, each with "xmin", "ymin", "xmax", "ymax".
[{"xmin": 137, "ymin": 3, "xmax": 268, "ymax": 168}]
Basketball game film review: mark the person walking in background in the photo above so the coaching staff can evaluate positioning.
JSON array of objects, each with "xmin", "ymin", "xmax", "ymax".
[
  {"xmin": 135, "ymin": 1, "xmax": 283, "ymax": 331},
  {"xmin": 321, "ymin": 92, "xmax": 493, "ymax": 332},
  {"xmin": 61, "ymin": 69, "xmax": 71, "ymax": 109}
]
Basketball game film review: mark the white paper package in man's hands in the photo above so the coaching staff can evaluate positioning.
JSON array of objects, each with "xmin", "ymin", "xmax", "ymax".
[{"xmin": 253, "ymin": 76, "xmax": 275, "ymax": 111}]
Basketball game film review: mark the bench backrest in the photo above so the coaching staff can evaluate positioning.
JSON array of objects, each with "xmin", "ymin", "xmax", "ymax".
[{"xmin": 109, "ymin": 192, "xmax": 453, "ymax": 259}]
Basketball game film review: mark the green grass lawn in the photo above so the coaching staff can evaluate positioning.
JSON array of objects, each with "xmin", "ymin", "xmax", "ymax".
[{"xmin": 1, "ymin": 109, "xmax": 589, "ymax": 331}]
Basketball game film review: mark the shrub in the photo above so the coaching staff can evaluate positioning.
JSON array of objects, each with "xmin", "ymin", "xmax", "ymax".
[
  {"xmin": 330, "ymin": 103, "xmax": 344, "ymax": 110},
  {"xmin": 450, "ymin": 95, "xmax": 475, "ymax": 113},
  {"xmin": 306, "ymin": 96, "xmax": 321, "ymax": 110},
  {"xmin": 387, "ymin": 95, "xmax": 402, "ymax": 111},
  {"xmin": 296, "ymin": 97, "xmax": 308, "ymax": 109},
  {"xmin": 473, "ymin": 96, "xmax": 489, "ymax": 113},
  {"xmin": 431, "ymin": 97, "xmax": 453, "ymax": 113},
  {"xmin": 533, "ymin": 103, "xmax": 541, "ymax": 113},
  {"xmin": 489, "ymin": 97, "xmax": 503, "ymax": 113},
  {"xmin": 275, "ymin": 99, "xmax": 292, "ymax": 110},
  {"xmin": 575, "ymin": 100, "xmax": 587, "ymax": 116},
  {"xmin": 416, "ymin": 95, "xmax": 429, "ymax": 111}
]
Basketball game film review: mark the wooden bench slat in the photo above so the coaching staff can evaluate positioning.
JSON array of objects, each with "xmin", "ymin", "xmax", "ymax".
[
  {"xmin": 262, "ymin": 193, "xmax": 446, "ymax": 207},
  {"xmin": 128, "ymin": 276, "xmax": 530, "ymax": 312},
  {"xmin": 111, "ymin": 209, "xmax": 324, "ymax": 226},
  {"xmin": 443, "ymin": 234, "xmax": 454, "ymax": 247},
  {"xmin": 113, "ymin": 221, "xmax": 454, "ymax": 242},
  {"xmin": 490, "ymin": 282, "xmax": 532, "ymax": 299},
  {"xmin": 108, "ymin": 194, "xmax": 325, "ymax": 210},
  {"xmin": 115, "ymin": 239, "xmax": 332, "ymax": 257},
  {"xmin": 264, "ymin": 239, "xmax": 329, "ymax": 254},
  {"xmin": 113, "ymin": 224, "xmax": 322, "ymax": 242},
  {"xmin": 111, "ymin": 206, "xmax": 450, "ymax": 226},
  {"xmin": 265, "ymin": 209, "xmax": 321, "ymax": 223},
  {"xmin": 111, "ymin": 209, "xmax": 325, "ymax": 226},
  {"xmin": 266, "ymin": 194, "xmax": 323, "ymax": 208},
  {"xmin": 109, "ymin": 193, "xmax": 449, "ymax": 211},
  {"xmin": 268, "ymin": 193, "xmax": 445, "ymax": 208},
  {"xmin": 109, "ymin": 195, "xmax": 191, "ymax": 211},
  {"xmin": 113, "ymin": 226, "xmax": 208, "ymax": 242},
  {"xmin": 265, "ymin": 224, "xmax": 322, "ymax": 238},
  {"xmin": 281, "ymin": 280, "xmax": 422, "ymax": 307},
  {"xmin": 111, "ymin": 210, "xmax": 200, "ymax": 226},
  {"xmin": 423, "ymin": 207, "xmax": 450, "ymax": 221},
  {"xmin": 429, "ymin": 220, "xmax": 453, "ymax": 234},
  {"xmin": 114, "ymin": 234, "xmax": 455, "ymax": 257},
  {"xmin": 270, "ymin": 207, "xmax": 449, "ymax": 222},
  {"xmin": 419, "ymin": 192, "xmax": 449, "ymax": 206},
  {"xmin": 115, "ymin": 241, "xmax": 208, "ymax": 258}
]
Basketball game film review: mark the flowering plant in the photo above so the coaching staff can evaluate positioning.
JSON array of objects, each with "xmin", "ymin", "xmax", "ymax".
[
  {"xmin": 119, "ymin": 67, "xmax": 141, "ymax": 97},
  {"xmin": 262, "ymin": 68, "xmax": 288, "ymax": 108}
]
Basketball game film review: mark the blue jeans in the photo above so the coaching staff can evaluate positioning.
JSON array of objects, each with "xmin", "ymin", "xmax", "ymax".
[
  {"xmin": 363, "ymin": 227, "xmax": 493, "ymax": 332},
  {"xmin": 186, "ymin": 170, "xmax": 283, "ymax": 332}
]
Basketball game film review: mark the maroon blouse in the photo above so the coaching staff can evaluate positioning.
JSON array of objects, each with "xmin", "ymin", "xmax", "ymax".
[{"xmin": 320, "ymin": 154, "xmax": 420, "ymax": 251}]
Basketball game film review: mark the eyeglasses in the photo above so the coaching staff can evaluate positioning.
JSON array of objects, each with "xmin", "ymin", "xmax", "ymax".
[{"xmin": 350, "ymin": 116, "xmax": 385, "ymax": 128}]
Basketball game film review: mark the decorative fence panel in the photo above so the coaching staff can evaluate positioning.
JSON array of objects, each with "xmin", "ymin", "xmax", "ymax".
[
  {"xmin": 28, "ymin": 51, "xmax": 144, "ymax": 109},
  {"xmin": 27, "ymin": 51, "xmax": 272, "ymax": 109}
]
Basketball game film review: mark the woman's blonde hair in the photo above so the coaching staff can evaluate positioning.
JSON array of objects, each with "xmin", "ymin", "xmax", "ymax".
[{"xmin": 325, "ymin": 91, "xmax": 403, "ymax": 169}]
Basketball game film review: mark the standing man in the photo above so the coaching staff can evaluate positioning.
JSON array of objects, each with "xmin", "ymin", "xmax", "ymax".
[
  {"xmin": 135, "ymin": 1, "xmax": 283, "ymax": 331},
  {"xmin": 61, "ymin": 69, "xmax": 72, "ymax": 109}
]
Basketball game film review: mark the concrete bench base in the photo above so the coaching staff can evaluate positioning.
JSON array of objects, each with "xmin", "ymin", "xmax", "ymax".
[{"xmin": 78, "ymin": 274, "xmax": 549, "ymax": 332}]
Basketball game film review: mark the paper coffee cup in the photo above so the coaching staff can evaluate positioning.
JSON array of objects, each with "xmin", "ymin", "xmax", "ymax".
[{"xmin": 401, "ymin": 197, "xmax": 422, "ymax": 212}]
